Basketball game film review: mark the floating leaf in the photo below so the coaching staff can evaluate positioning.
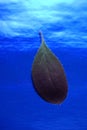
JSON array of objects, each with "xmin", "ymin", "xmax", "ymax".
[{"xmin": 32, "ymin": 32, "xmax": 68, "ymax": 104}]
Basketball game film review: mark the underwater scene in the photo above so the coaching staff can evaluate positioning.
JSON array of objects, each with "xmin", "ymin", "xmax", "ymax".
[{"xmin": 0, "ymin": 0, "xmax": 87, "ymax": 130}]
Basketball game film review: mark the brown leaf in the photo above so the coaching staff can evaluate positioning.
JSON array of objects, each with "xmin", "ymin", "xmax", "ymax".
[{"xmin": 32, "ymin": 32, "xmax": 68, "ymax": 104}]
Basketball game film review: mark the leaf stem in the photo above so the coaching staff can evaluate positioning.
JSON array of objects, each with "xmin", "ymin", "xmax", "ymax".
[{"xmin": 39, "ymin": 31, "xmax": 45, "ymax": 44}]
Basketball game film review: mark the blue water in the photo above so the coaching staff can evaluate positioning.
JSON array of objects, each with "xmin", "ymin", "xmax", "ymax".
[{"xmin": 0, "ymin": 0, "xmax": 87, "ymax": 130}]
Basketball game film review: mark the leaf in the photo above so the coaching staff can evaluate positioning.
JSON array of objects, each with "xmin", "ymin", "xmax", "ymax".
[{"xmin": 32, "ymin": 32, "xmax": 68, "ymax": 104}]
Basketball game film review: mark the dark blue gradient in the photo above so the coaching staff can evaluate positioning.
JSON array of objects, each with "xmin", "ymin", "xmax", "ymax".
[{"xmin": 0, "ymin": 0, "xmax": 87, "ymax": 130}]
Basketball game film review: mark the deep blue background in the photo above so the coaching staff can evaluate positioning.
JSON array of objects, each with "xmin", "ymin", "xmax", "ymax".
[{"xmin": 0, "ymin": 0, "xmax": 87, "ymax": 130}]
